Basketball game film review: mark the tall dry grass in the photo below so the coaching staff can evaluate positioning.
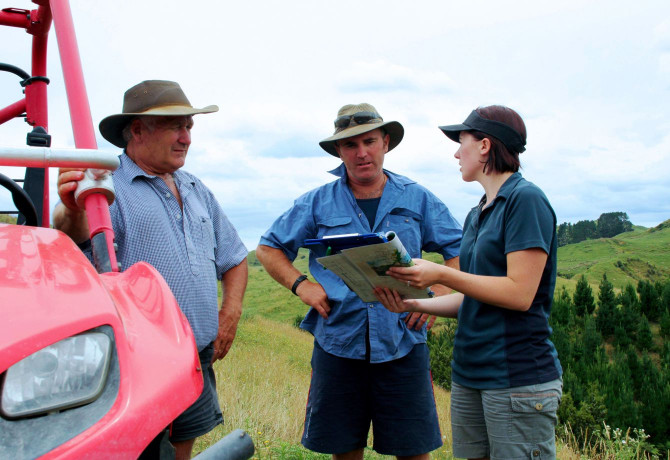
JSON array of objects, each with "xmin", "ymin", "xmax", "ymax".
[
  {"xmin": 194, "ymin": 316, "xmax": 576, "ymax": 459},
  {"xmin": 194, "ymin": 316, "xmax": 454, "ymax": 458}
]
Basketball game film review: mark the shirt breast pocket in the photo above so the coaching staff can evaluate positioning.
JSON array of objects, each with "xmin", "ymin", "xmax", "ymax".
[
  {"xmin": 315, "ymin": 216, "xmax": 354, "ymax": 239},
  {"xmin": 387, "ymin": 208, "xmax": 423, "ymax": 257},
  {"xmin": 199, "ymin": 216, "xmax": 216, "ymax": 261}
]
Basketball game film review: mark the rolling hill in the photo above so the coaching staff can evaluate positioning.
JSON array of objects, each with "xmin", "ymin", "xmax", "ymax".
[
  {"xmin": 244, "ymin": 219, "xmax": 670, "ymax": 320},
  {"xmin": 556, "ymin": 219, "xmax": 670, "ymax": 291}
]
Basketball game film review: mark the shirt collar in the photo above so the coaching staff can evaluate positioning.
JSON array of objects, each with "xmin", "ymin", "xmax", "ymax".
[
  {"xmin": 477, "ymin": 171, "xmax": 523, "ymax": 207},
  {"xmin": 119, "ymin": 152, "xmax": 193, "ymax": 186},
  {"xmin": 327, "ymin": 162, "xmax": 416, "ymax": 188},
  {"xmin": 496, "ymin": 171, "xmax": 523, "ymax": 199}
]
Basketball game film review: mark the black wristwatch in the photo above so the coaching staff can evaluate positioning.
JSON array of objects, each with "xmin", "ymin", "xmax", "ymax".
[{"xmin": 291, "ymin": 274, "xmax": 308, "ymax": 295}]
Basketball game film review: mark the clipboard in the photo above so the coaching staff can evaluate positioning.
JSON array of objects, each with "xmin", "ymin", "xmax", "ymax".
[{"xmin": 304, "ymin": 232, "xmax": 389, "ymax": 254}]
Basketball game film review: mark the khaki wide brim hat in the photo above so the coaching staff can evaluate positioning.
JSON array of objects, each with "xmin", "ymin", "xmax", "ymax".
[
  {"xmin": 319, "ymin": 103, "xmax": 404, "ymax": 157},
  {"xmin": 99, "ymin": 80, "xmax": 218, "ymax": 148}
]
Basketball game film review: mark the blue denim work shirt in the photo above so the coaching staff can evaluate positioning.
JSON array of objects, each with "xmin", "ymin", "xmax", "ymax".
[
  {"xmin": 260, "ymin": 163, "xmax": 462, "ymax": 363},
  {"xmin": 84, "ymin": 154, "xmax": 248, "ymax": 351}
]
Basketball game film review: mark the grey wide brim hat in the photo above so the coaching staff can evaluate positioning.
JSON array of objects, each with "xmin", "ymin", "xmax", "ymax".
[
  {"xmin": 99, "ymin": 80, "xmax": 218, "ymax": 148},
  {"xmin": 319, "ymin": 103, "xmax": 404, "ymax": 157}
]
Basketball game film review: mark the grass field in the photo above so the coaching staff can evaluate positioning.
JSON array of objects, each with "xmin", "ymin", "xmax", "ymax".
[
  {"xmin": 195, "ymin": 316, "xmax": 581, "ymax": 459},
  {"xmin": 556, "ymin": 222, "xmax": 670, "ymax": 292},
  {"xmin": 193, "ymin": 222, "xmax": 670, "ymax": 458},
  {"xmin": 194, "ymin": 316, "xmax": 458, "ymax": 459}
]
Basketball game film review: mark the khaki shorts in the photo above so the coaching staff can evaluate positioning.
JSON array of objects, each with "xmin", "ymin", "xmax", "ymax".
[{"xmin": 451, "ymin": 378, "xmax": 562, "ymax": 460}]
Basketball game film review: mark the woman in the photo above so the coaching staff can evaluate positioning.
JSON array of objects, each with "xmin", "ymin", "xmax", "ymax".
[{"xmin": 374, "ymin": 105, "xmax": 562, "ymax": 460}]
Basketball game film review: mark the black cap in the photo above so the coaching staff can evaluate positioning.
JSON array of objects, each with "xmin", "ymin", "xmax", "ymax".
[{"xmin": 439, "ymin": 110, "xmax": 526, "ymax": 153}]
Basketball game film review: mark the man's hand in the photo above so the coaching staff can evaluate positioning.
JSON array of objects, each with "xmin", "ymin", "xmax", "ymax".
[
  {"xmin": 212, "ymin": 304, "xmax": 241, "ymax": 362},
  {"xmin": 212, "ymin": 260, "xmax": 247, "ymax": 363},
  {"xmin": 56, "ymin": 168, "xmax": 86, "ymax": 211},
  {"xmin": 53, "ymin": 168, "xmax": 91, "ymax": 243},
  {"xmin": 296, "ymin": 280, "xmax": 331, "ymax": 319},
  {"xmin": 405, "ymin": 312, "xmax": 436, "ymax": 331}
]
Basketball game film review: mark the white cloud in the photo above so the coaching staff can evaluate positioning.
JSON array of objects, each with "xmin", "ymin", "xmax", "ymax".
[{"xmin": 1, "ymin": 0, "xmax": 670, "ymax": 248}]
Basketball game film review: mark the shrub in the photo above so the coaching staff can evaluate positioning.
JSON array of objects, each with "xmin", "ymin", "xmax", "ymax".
[{"xmin": 426, "ymin": 320, "xmax": 456, "ymax": 390}]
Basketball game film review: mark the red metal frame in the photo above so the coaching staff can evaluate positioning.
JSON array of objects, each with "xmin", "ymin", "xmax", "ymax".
[
  {"xmin": 0, "ymin": 3, "xmax": 206, "ymax": 456},
  {"xmin": 0, "ymin": 0, "xmax": 118, "ymax": 272}
]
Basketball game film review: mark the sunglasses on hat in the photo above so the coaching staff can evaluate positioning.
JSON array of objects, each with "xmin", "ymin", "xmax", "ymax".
[{"xmin": 334, "ymin": 111, "xmax": 382, "ymax": 129}]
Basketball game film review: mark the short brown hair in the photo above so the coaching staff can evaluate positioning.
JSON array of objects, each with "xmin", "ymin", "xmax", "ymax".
[{"xmin": 470, "ymin": 105, "xmax": 526, "ymax": 174}]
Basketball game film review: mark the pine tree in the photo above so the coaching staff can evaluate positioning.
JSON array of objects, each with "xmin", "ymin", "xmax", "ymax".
[
  {"xmin": 660, "ymin": 308, "xmax": 670, "ymax": 339},
  {"xmin": 626, "ymin": 347, "xmax": 642, "ymax": 399},
  {"xmin": 595, "ymin": 274, "xmax": 617, "ymax": 337},
  {"xmin": 660, "ymin": 281, "xmax": 670, "ymax": 315},
  {"xmin": 573, "ymin": 275, "xmax": 595, "ymax": 317},
  {"xmin": 638, "ymin": 353, "xmax": 668, "ymax": 442},
  {"xmin": 613, "ymin": 325, "xmax": 631, "ymax": 349},
  {"xmin": 550, "ymin": 286, "xmax": 572, "ymax": 326},
  {"xmin": 603, "ymin": 351, "xmax": 640, "ymax": 430},
  {"xmin": 584, "ymin": 316, "xmax": 602, "ymax": 356},
  {"xmin": 618, "ymin": 283, "xmax": 640, "ymax": 335},
  {"xmin": 636, "ymin": 314, "xmax": 653, "ymax": 351},
  {"xmin": 596, "ymin": 212, "xmax": 633, "ymax": 238},
  {"xmin": 662, "ymin": 342, "xmax": 670, "ymax": 371},
  {"xmin": 557, "ymin": 222, "xmax": 572, "ymax": 247},
  {"xmin": 572, "ymin": 220, "xmax": 597, "ymax": 243},
  {"xmin": 638, "ymin": 280, "xmax": 661, "ymax": 322}
]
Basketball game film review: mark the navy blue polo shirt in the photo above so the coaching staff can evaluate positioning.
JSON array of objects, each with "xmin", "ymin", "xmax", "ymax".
[{"xmin": 452, "ymin": 172, "xmax": 562, "ymax": 389}]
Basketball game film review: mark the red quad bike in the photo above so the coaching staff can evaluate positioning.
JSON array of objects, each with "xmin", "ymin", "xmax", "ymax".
[{"xmin": 0, "ymin": 1, "xmax": 254, "ymax": 458}]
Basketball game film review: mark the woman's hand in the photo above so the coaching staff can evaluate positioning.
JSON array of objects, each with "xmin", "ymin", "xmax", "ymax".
[
  {"xmin": 386, "ymin": 258, "xmax": 447, "ymax": 289},
  {"xmin": 374, "ymin": 287, "xmax": 421, "ymax": 313}
]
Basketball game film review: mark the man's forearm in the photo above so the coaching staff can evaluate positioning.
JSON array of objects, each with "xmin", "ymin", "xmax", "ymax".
[
  {"xmin": 221, "ymin": 258, "xmax": 248, "ymax": 313},
  {"xmin": 53, "ymin": 202, "xmax": 90, "ymax": 243},
  {"xmin": 255, "ymin": 244, "xmax": 303, "ymax": 290}
]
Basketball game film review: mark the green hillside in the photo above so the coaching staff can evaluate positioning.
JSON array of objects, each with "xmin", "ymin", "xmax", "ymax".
[
  {"xmin": 236, "ymin": 225, "xmax": 670, "ymax": 457},
  {"xmin": 243, "ymin": 249, "xmax": 311, "ymax": 323},
  {"xmin": 243, "ymin": 249, "xmax": 447, "ymax": 323},
  {"xmin": 245, "ymin": 221, "xmax": 670, "ymax": 321},
  {"xmin": 556, "ymin": 220, "xmax": 670, "ymax": 292}
]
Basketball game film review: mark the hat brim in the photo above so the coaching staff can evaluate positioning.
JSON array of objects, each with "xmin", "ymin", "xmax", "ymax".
[
  {"xmin": 319, "ymin": 121, "xmax": 404, "ymax": 157},
  {"xmin": 99, "ymin": 104, "xmax": 219, "ymax": 148},
  {"xmin": 438, "ymin": 123, "xmax": 470, "ymax": 144}
]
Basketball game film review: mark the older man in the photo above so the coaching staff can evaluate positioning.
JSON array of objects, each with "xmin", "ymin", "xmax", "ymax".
[
  {"xmin": 256, "ymin": 103, "xmax": 462, "ymax": 460},
  {"xmin": 53, "ymin": 80, "xmax": 248, "ymax": 459}
]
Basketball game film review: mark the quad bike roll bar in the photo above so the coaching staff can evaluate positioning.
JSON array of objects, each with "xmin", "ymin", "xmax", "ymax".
[{"xmin": 0, "ymin": 0, "xmax": 119, "ymax": 273}]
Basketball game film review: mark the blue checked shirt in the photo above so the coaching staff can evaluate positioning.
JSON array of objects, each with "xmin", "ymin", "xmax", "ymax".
[
  {"xmin": 88, "ymin": 154, "xmax": 247, "ymax": 350},
  {"xmin": 260, "ymin": 163, "xmax": 462, "ymax": 363}
]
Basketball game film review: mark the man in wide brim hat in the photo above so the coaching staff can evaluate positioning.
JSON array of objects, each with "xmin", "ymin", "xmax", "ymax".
[
  {"xmin": 318, "ymin": 102, "xmax": 404, "ymax": 157},
  {"xmin": 256, "ymin": 102, "xmax": 462, "ymax": 459},
  {"xmin": 54, "ymin": 80, "xmax": 248, "ymax": 459},
  {"xmin": 99, "ymin": 79, "xmax": 218, "ymax": 148}
]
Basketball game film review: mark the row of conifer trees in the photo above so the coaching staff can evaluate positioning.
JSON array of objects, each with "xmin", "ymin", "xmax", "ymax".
[{"xmin": 427, "ymin": 275, "xmax": 670, "ymax": 453}]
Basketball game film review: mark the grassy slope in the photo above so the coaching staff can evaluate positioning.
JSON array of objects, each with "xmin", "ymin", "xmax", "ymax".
[
  {"xmin": 245, "ymin": 221, "xmax": 670, "ymax": 321},
  {"xmin": 243, "ymin": 249, "xmax": 312, "ymax": 323},
  {"xmin": 197, "ymin": 316, "xmax": 455, "ymax": 459},
  {"xmin": 205, "ymin": 224, "xmax": 669, "ymax": 457},
  {"xmin": 200, "ymin": 316, "xmax": 577, "ymax": 459},
  {"xmin": 556, "ymin": 220, "xmax": 670, "ymax": 292},
  {"xmin": 243, "ymin": 249, "xmax": 446, "ymax": 323}
]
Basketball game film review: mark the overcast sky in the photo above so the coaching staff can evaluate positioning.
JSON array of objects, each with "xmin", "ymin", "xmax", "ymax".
[{"xmin": 1, "ymin": 0, "xmax": 669, "ymax": 249}]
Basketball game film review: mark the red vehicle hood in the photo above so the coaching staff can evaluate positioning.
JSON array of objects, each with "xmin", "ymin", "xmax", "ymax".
[{"xmin": 0, "ymin": 224, "xmax": 124, "ymax": 371}]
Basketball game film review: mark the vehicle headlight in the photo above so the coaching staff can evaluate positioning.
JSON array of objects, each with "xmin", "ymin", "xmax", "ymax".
[{"xmin": 1, "ymin": 331, "xmax": 112, "ymax": 418}]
